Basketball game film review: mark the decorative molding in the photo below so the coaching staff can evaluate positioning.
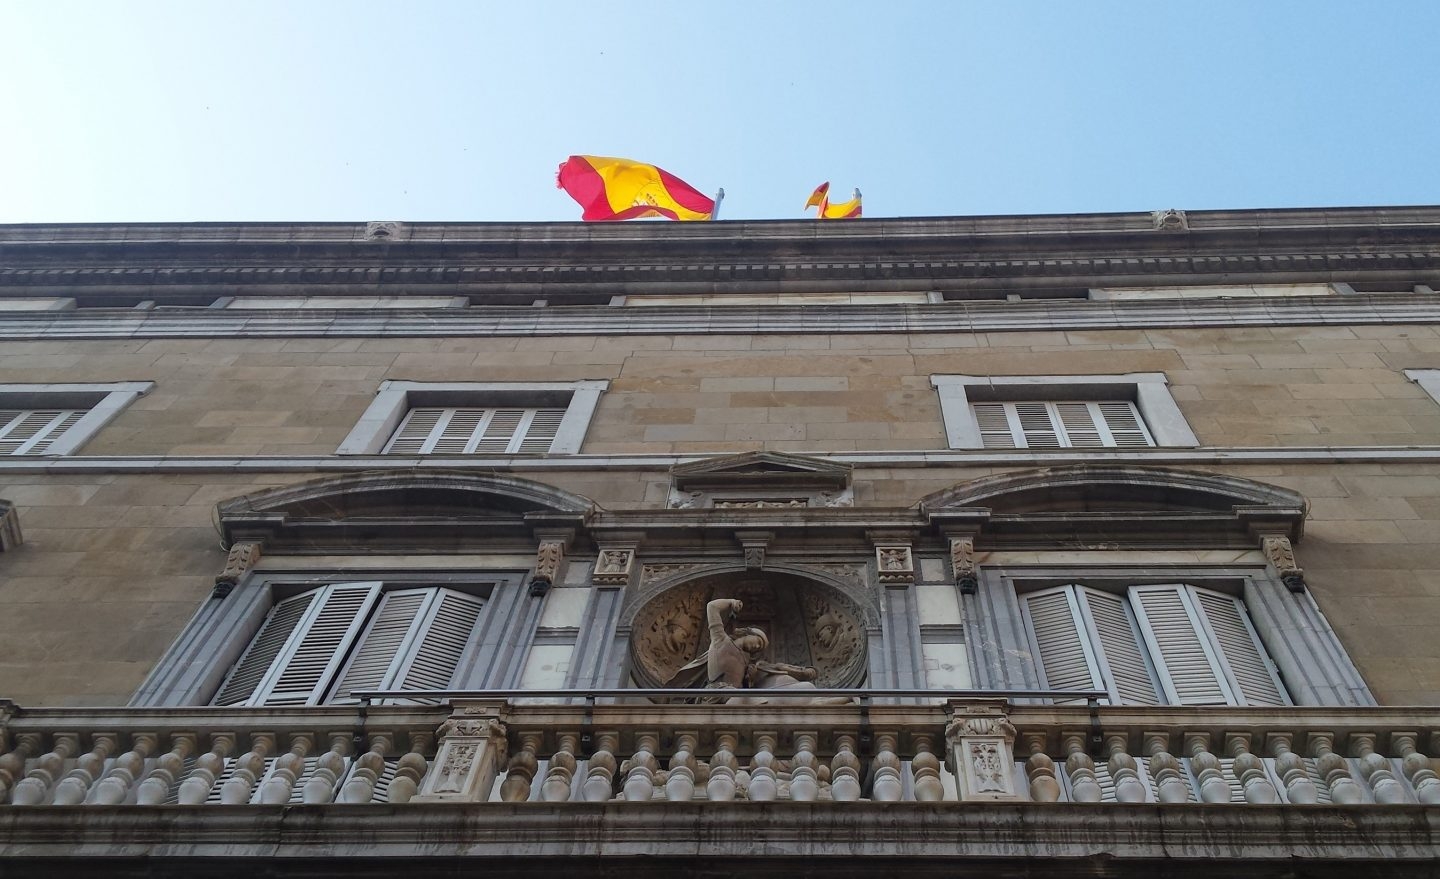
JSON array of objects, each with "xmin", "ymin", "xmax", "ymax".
[
  {"xmin": 1261, "ymin": 534, "xmax": 1307, "ymax": 592},
  {"xmin": 735, "ymin": 531, "xmax": 774, "ymax": 571},
  {"xmin": 529, "ymin": 531, "xmax": 573, "ymax": 595},
  {"xmin": 1151, "ymin": 209, "xmax": 1189, "ymax": 231},
  {"xmin": 948, "ymin": 537, "xmax": 977, "ymax": 595}
]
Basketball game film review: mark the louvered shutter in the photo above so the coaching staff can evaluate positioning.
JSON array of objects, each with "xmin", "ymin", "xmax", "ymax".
[
  {"xmin": 1081, "ymin": 589, "xmax": 1162, "ymax": 704},
  {"xmin": 1129, "ymin": 585, "xmax": 1234, "ymax": 706},
  {"xmin": 1013, "ymin": 402, "xmax": 1062, "ymax": 448},
  {"xmin": 327, "ymin": 587, "xmax": 486, "ymax": 703},
  {"xmin": 1054, "ymin": 403, "xmax": 1105, "ymax": 448},
  {"xmin": 213, "ymin": 590, "xmax": 318, "ymax": 706},
  {"xmin": 1023, "ymin": 587, "xmax": 1104, "ymax": 700},
  {"xmin": 973, "ymin": 402, "xmax": 1019, "ymax": 448},
  {"xmin": 238, "ymin": 582, "xmax": 382, "ymax": 707},
  {"xmin": 384, "ymin": 407, "xmax": 567, "ymax": 455},
  {"xmin": 0, "ymin": 409, "xmax": 85, "ymax": 455},
  {"xmin": 1191, "ymin": 588, "xmax": 1289, "ymax": 705},
  {"xmin": 1095, "ymin": 401, "xmax": 1154, "ymax": 447}
]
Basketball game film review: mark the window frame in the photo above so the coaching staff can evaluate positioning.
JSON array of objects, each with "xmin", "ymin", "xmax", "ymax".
[
  {"xmin": 929, "ymin": 373, "xmax": 1198, "ymax": 450},
  {"xmin": 131, "ymin": 570, "xmax": 530, "ymax": 707},
  {"xmin": 336, "ymin": 380, "xmax": 608, "ymax": 455},
  {"xmin": 0, "ymin": 382, "xmax": 153, "ymax": 456}
]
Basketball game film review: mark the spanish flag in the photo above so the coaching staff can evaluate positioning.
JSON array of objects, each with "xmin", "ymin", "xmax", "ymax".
[
  {"xmin": 805, "ymin": 182, "xmax": 862, "ymax": 220},
  {"xmin": 556, "ymin": 155, "xmax": 717, "ymax": 222}
]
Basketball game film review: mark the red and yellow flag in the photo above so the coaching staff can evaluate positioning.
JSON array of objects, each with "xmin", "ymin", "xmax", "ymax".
[
  {"xmin": 805, "ymin": 182, "xmax": 862, "ymax": 220},
  {"xmin": 556, "ymin": 155, "xmax": 716, "ymax": 221}
]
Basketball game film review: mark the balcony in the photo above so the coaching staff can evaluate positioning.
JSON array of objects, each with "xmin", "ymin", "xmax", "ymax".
[{"xmin": 2, "ymin": 691, "xmax": 1439, "ymax": 875}]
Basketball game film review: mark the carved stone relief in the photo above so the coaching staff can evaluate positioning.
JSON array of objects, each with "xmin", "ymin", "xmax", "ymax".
[
  {"xmin": 593, "ymin": 549, "xmax": 634, "ymax": 586},
  {"xmin": 946, "ymin": 707, "xmax": 1020, "ymax": 802},
  {"xmin": 1261, "ymin": 534, "xmax": 1306, "ymax": 592},
  {"xmin": 629, "ymin": 571, "xmax": 869, "ymax": 690},
  {"xmin": 213, "ymin": 542, "xmax": 262, "ymax": 598},
  {"xmin": 949, "ymin": 537, "xmax": 977, "ymax": 594},
  {"xmin": 875, "ymin": 545, "xmax": 915, "ymax": 584}
]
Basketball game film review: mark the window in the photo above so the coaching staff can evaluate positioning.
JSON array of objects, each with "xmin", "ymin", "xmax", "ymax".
[
  {"xmin": 337, "ymin": 380, "xmax": 609, "ymax": 455},
  {"xmin": 212, "ymin": 582, "xmax": 487, "ymax": 706},
  {"xmin": 972, "ymin": 401, "xmax": 1153, "ymax": 449},
  {"xmin": 930, "ymin": 373, "xmax": 1197, "ymax": 450},
  {"xmin": 1021, "ymin": 583, "xmax": 1288, "ymax": 706},
  {"xmin": 0, "ymin": 382, "xmax": 153, "ymax": 456}
]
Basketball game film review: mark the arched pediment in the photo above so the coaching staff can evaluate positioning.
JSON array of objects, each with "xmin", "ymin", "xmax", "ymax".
[
  {"xmin": 216, "ymin": 470, "xmax": 595, "ymax": 550},
  {"xmin": 921, "ymin": 465, "xmax": 1306, "ymax": 514},
  {"xmin": 921, "ymin": 465, "xmax": 1307, "ymax": 547}
]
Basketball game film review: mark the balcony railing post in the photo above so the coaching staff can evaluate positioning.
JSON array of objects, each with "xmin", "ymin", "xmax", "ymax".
[
  {"xmin": 500, "ymin": 732, "xmax": 542, "ymax": 802},
  {"xmin": 542, "ymin": 733, "xmax": 579, "ymax": 802},
  {"xmin": 178, "ymin": 733, "xmax": 234, "ymax": 805},
  {"xmin": 1185, "ymin": 733, "xmax": 1230, "ymax": 804},
  {"xmin": 622, "ymin": 732, "xmax": 660, "ymax": 802},
  {"xmin": 871, "ymin": 733, "xmax": 903, "ymax": 802},
  {"xmin": 581, "ymin": 732, "xmax": 618, "ymax": 802},
  {"xmin": 1352, "ymin": 733, "xmax": 1405, "ymax": 804},
  {"xmin": 92, "ymin": 733, "xmax": 156, "ymax": 805},
  {"xmin": 1226, "ymin": 733, "xmax": 1279, "ymax": 804},
  {"xmin": 388, "ymin": 732, "xmax": 432, "ymax": 804},
  {"xmin": 221, "ymin": 732, "xmax": 275, "ymax": 805},
  {"xmin": 748, "ymin": 733, "xmax": 779, "ymax": 802},
  {"xmin": 303, "ymin": 733, "xmax": 351, "ymax": 804},
  {"xmin": 1267, "ymin": 733, "xmax": 1318, "ymax": 804},
  {"xmin": 1143, "ymin": 732, "xmax": 1190, "ymax": 803},
  {"xmin": 1105, "ymin": 734, "xmax": 1146, "ymax": 803},
  {"xmin": 707, "ymin": 732, "xmax": 740, "ymax": 802},
  {"xmin": 414, "ymin": 711, "xmax": 507, "ymax": 804},
  {"xmin": 1392, "ymin": 733, "xmax": 1440, "ymax": 804},
  {"xmin": 259, "ymin": 733, "xmax": 314, "ymax": 804},
  {"xmin": 830, "ymin": 734, "xmax": 861, "ymax": 802},
  {"xmin": 137, "ymin": 732, "xmax": 195, "ymax": 806},
  {"xmin": 0, "ymin": 733, "xmax": 40, "ymax": 804},
  {"xmin": 339, "ymin": 733, "xmax": 391, "ymax": 804},
  {"xmin": 1308, "ymin": 731, "xmax": 1362, "ymax": 804},
  {"xmin": 1022, "ymin": 732, "xmax": 1060, "ymax": 803},
  {"xmin": 666, "ymin": 732, "xmax": 698, "ymax": 802},
  {"xmin": 911, "ymin": 733, "xmax": 944, "ymax": 802},
  {"xmin": 11, "ymin": 732, "xmax": 78, "ymax": 805},
  {"xmin": 1061, "ymin": 732, "xmax": 1102, "ymax": 803}
]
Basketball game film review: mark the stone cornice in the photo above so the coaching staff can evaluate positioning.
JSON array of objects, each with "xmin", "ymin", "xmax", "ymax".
[
  {"xmin": 5, "ymin": 446, "xmax": 1440, "ymax": 475},
  {"xmin": 1, "ymin": 292, "xmax": 1439, "ymax": 339},
  {"xmin": 3, "ymin": 207, "xmax": 1440, "ymax": 304}
]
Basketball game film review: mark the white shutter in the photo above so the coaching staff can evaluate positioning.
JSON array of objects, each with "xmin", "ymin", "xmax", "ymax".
[
  {"xmin": 327, "ymin": 587, "xmax": 486, "ymax": 703},
  {"xmin": 1023, "ymin": 587, "xmax": 1104, "ymax": 700},
  {"xmin": 1054, "ymin": 403, "xmax": 1105, "ymax": 448},
  {"xmin": 384, "ymin": 406, "xmax": 566, "ymax": 455},
  {"xmin": 1191, "ymin": 588, "xmax": 1289, "ymax": 706},
  {"xmin": 1081, "ymin": 589, "xmax": 1161, "ymax": 705},
  {"xmin": 1129, "ymin": 585, "xmax": 1234, "ymax": 706},
  {"xmin": 213, "ymin": 590, "xmax": 318, "ymax": 706},
  {"xmin": 973, "ymin": 402, "xmax": 1019, "ymax": 448},
  {"xmin": 1013, "ymin": 402, "xmax": 1063, "ymax": 448},
  {"xmin": 1096, "ymin": 401, "xmax": 1154, "ymax": 447},
  {"xmin": 244, "ymin": 582, "xmax": 383, "ymax": 706},
  {"xmin": 391, "ymin": 588, "xmax": 486, "ymax": 692},
  {"xmin": 0, "ymin": 409, "xmax": 85, "ymax": 455}
]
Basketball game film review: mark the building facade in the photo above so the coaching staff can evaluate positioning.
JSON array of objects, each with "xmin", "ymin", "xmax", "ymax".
[{"xmin": 1, "ymin": 207, "xmax": 1440, "ymax": 875}]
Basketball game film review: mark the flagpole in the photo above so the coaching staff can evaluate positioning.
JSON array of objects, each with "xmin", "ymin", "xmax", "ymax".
[{"xmin": 711, "ymin": 188, "xmax": 725, "ymax": 221}]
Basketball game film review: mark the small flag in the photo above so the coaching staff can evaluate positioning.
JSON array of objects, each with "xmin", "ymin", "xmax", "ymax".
[
  {"xmin": 556, "ymin": 155, "xmax": 716, "ymax": 221},
  {"xmin": 805, "ymin": 182, "xmax": 862, "ymax": 220}
]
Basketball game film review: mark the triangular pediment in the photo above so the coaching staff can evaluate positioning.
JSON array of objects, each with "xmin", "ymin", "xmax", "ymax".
[{"xmin": 670, "ymin": 452, "xmax": 852, "ymax": 491}]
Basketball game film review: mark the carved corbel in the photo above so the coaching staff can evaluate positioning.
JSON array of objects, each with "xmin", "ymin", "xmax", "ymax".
[
  {"xmin": 944, "ymin": 702, "xmax": 1020, "ymax": 801},
  {"xmin": 529, "ymin": 530, "xmax": 574, "ymax": 596},
  {"xmin": 948, "ymin": 536, "xmax": 977, "ymax": 594},
  {"xmin": 735, "ymin": 531, "xmax": 773, "ymax": 571},
  {"xmin": 213, "ymin": 542, "xmax": 262, "ymax": 598},
  {"xmin": 1260, "ymin": 533, "xmax": 1306, "ymax": 592}
]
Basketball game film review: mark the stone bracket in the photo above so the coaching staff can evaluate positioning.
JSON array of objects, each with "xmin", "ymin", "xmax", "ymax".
[
  {"xmin": 213, "ymin": 542, "xmax": 262, "ymax": 598},
  {"xmin": 735, "ymin": 531, "xmax": 774, "ymax": 571},
  {"xmin": 529, "ymin": 529, "xmax": 575, "ymax": 596},
  {"xmin": 1260, "ymin": 533, "xmax": 1306, "ymax": 592}
]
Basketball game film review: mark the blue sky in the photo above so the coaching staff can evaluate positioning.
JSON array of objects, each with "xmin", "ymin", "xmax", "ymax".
[{"xmin": 3, "ymin": 1, "xmax": 1439, "ymax": 223}]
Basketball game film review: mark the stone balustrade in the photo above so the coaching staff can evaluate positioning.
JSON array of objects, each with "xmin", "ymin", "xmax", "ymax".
[{"xmin": 2, "ymin": 696, "xmax": 1439, "ymax": 807}]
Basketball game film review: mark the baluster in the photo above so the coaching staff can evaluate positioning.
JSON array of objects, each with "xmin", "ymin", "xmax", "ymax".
[
  {"xmin": 1308, "ymin": 732, "xmax": 1362, "ymax": 804},
  {"xmin": 0, "ymin": 734, "xmax": 41, "ymax": 804},
  {"xmin": 1267, "ymin": 733, "xmax": 1318, "ymax": 804},
  {"xmin": 1143, "ymin": 733, "xmax": 1190, "ymax": 804},
  {"xmin": 1104, "ymin": 735, "xmax": 1146, "ymax": 803},
  {"xmin": 666, "ymin": 732, "xmax": 698, "ymax": 802},
  {"xmin": 542, "ymin": 734, "xmax": 579, "ymax": 802},
  {"xmin": 92, "ymin": 733, "xmax": 157, "ymax": 805},
  {"xmin": 51, "ymin": 733, "xmax": 116, "ymax": 805},
  {"xmin": 1022, "ymin": 733, "xmax": 1060, "ymax": 803},
  {"xmin": 1185, "ymin": 734, "xmax": 1231, "ymax": 804},
  {"xmin": 786, "ymin": 733, "xmax": 819, "ymax": 802},
  {"xmin": 1393, "ymin": 733, "xmax": 1440, "ymax": 804},
  {"xmin": 621, "ymin": 733, "xmax": 660, "ymax": 802},
  {"xmin": 1227, "ymin": 734, "xmax": 1278, "ymax": 804},
  {"xmin": 303, "ymin": 734, "xmax": 350, "ymax": 804},
  {"xmin": 500, "ymin": 732, "xmax": 542, "ymax": 803},
  {"xmin": 829, "ymin": 735, "xmax": 861, "ymax": 802},
  {"xmin": 1353, "ymin": 733, "xmax": 1405, "ymax": 804},
  {"xmin": 259, "ymin": 733, "xmax": 313, "ymax": 804},
  {"xmin": 220, "ymin": 733, "xmax": 275, "ymax": 805},
  {"xmin": 706, "ymin": 732, "xmax": 739, "ymax": 802},
  {"xmin": 871, "ymin": 733, "xmax": 903, "ymax": 802},
  {"xmin": 911, "ymin": 734, "xmax": 944, "ymax": 802},
  {"xmin": 582, "ymin": 733, "xmax": 618, "ymax": 802},
  {"xmin": 178, "ymin": 734, "xmax": 235, "ymax": 805},
  {"xmin": 387, "ymin": 732, "xmax": 431, "ymax": 804},
  {"xmin": 137, "ymin": 734, "xmax": 196, "ymax": 806},
  {"xmin": 1062, "ymin": 733, "xmax": 1101, "ymax": 803},
  {"xmin": 11, "ymin": 733, "xmax": 79, "ymax": 805},
  {"xmin": 339, "ymin": 733, "xmax": 391, "ymax": 804},
  {"xmin": 748, "ymin": 733, "xmax": 778, "ymax": 802}
]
